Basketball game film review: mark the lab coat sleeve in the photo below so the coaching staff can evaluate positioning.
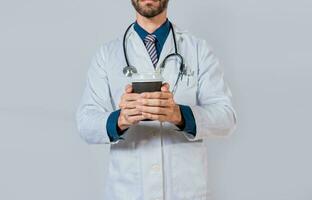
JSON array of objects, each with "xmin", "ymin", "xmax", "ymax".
[
  {"xmin": 182, "ymin": 40, "xmax": 237, "ymax": 141},
  {"xmin": 75, "ymin": 45, "xmax": 121, "ymax": 145}
]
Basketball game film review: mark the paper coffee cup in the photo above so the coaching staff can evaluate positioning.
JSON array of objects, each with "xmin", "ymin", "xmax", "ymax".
[{"xmin": 132, "ymin": 72, "xmax": 163, "ymax": 93}]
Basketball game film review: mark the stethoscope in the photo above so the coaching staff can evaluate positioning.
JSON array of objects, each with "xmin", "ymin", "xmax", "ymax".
[{"xmin": 122, "ymin": 21, "xmax": 186, "ymax": 94}]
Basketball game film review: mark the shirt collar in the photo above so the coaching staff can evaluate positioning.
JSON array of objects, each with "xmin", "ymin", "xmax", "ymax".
[{"xmin": 133, "ymin": 18, "xmax": 171, "ymax": 46}]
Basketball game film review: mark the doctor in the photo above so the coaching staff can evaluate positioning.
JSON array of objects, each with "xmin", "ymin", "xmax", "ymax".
[{"xmin": 76, "ymin": 0, "xmax": 237, "ymax": 199}]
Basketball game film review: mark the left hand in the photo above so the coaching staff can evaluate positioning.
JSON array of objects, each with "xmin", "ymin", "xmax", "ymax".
[{"xmin": 137, "ymin": 83, "xmax": 184, "ymax": 126}]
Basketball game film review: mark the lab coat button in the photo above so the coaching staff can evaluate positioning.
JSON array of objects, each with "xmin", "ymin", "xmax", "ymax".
[{"xmin": 151, "ymin": 164, "xmax": 160, "ymax": 172}]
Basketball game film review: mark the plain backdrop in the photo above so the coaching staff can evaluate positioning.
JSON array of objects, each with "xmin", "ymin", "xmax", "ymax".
[{"xmin": 1, "ymin": 0, "xmax": 311, "ymax": 199}]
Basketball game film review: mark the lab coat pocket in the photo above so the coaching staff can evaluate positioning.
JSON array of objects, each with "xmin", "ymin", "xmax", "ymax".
[
  {"xmin": 175, "ymin": 68, "xmax": 196, "ymax": 90},
  {"xmin": 170, "ymin": 142, "xmax": 208, "ymax": 199},
  {"xmin": 174, "ymin": 76, "xmax": 197, "ymax": 106}
]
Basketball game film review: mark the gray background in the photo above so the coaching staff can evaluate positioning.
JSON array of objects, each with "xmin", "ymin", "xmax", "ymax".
[{"xmin": 1, "ymin": 0, "xmax": 311, "ymax": 199}]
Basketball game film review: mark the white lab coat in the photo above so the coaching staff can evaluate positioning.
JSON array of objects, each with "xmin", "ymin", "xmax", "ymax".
[{"xmin": 76, "ymin": 23, "xmax": 237, "ymax": 200}]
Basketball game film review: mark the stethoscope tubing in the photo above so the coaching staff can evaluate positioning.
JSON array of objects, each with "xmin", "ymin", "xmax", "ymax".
[{"xmin": 123, "ymin": 21, "xmax": 185, "ymax": 94}]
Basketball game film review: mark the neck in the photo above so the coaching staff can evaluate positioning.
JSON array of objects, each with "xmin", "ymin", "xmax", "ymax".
[{"xmin": 136, "ymin": 11, "xmax": 168, "ymax": 33}]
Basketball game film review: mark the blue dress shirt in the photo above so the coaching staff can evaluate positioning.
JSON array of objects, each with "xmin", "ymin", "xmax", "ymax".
[{"xmin": 106, "ymin": 19, "xmax": 197, "ymax": 142}]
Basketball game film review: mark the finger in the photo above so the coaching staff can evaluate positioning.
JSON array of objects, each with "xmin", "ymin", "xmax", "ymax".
[
  {"xmin": 119, "ymin": 100, "xmax": 140, "ymax": 109},
  {"xmin": 161, "ymin": 82, "xmax": 170, "ymax": 92},
  {"xmin": 126, "ymin": 115, "xmax": 146, "ymax": 124},
  {"xmin": 140, "ymin": 91, "xmax": 173, "ymax": 99},
  {"xmin": 137, "ymin": 105, "xmax": 168, "ymax": 115},
  {"xmin": 138, "ymin": 98, "xmax": 171, "ymax": 107},
  {"xmin": 122, "ymin": 93, "xmax": 141, "ymax": 101},
  {"xmin": 142, "ymin": 112, "xmax": 166, "ymax": 121},
  {"xmin": 123, "ymin": 108, "xmax": 142, "ymax": 116},
  {"xmin": 125, "ymin": 84, "xmax": 133, "ymax": 93}
]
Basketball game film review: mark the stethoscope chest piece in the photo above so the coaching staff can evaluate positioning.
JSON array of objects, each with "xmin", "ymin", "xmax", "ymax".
[{"xmin": 123, "ymin": 65, "xmax": 137, "ymax": 77}]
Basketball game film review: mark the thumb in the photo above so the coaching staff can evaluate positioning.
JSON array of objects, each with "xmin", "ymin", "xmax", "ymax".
[
  {"xmin": 125, "ymin": 84, "xmax": 133, "ymax": 93},
  {"xmin": 161, "ymin": 82, "xmax": 170, "ymax": 92}
]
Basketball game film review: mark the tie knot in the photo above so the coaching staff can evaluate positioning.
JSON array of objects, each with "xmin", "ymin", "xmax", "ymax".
[{"xmin": 144, "ymin": 34, "xmax": 156, "ymax": 43}]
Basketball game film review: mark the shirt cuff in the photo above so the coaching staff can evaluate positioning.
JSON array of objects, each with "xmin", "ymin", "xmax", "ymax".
[
  {"xmin": 106, "ymin": 109, "xmax": 127, "ymax": 142},
  {"xmin": 176, "ymin": 104, "xmax": 197, "ymax": 137}
]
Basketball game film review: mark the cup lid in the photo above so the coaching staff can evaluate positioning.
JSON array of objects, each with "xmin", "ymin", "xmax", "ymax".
[{"xmin": 132, "ymin": 72, "xmax": 164, "ymax": 82}]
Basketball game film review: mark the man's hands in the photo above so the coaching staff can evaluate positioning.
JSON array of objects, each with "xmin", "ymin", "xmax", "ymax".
[
  {"xmin": 118, "ymin": 85, "xmax": 145, "ymax": 131},
  {"xmin": 117, "ymin": 83, "xmax": 184, "ymax": 131},
  {"xmin": 137, "ymin": 83, "xmax": 183, "ymax": 125}
]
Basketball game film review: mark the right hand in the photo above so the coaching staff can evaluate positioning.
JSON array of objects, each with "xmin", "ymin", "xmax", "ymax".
[{"xmin": 118, "ymin": 84, "xmax": 146, "ymax": 131}]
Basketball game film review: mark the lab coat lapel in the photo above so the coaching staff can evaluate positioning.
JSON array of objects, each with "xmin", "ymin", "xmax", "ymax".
[
  {"xmin": 156, "ymin": 23, "xmax": 185, "ymax": 70},
  {"xmin": 155, "ymin": 30, "xmax": 174, "ymax": 70},
  {"xmin": 126, "ymin": 25, "xmax": 155, "ymax": 73},
  {"xmin": 156, "ymin": 23, "xmax": 185, "ymax": 89}
]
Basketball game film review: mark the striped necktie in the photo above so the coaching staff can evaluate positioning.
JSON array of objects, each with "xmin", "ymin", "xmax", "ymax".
[{"xmin": 144, "ymin": 34, "xmax": 158, "ymax": 67}]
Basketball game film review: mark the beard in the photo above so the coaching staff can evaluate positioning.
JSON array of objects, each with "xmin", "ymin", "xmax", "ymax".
[{"xmin": 131, "ymin": 0, "xmax": 169, "ymax": 18}]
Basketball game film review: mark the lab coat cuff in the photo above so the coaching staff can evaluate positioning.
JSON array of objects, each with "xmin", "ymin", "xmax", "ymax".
[
  {"xmin": 106, "ymin": 109, "xmax": 127, "ymax": 142},
  {"xmin": 176, "ymin": 104, "xmax": 197, "ymax": 137}
]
